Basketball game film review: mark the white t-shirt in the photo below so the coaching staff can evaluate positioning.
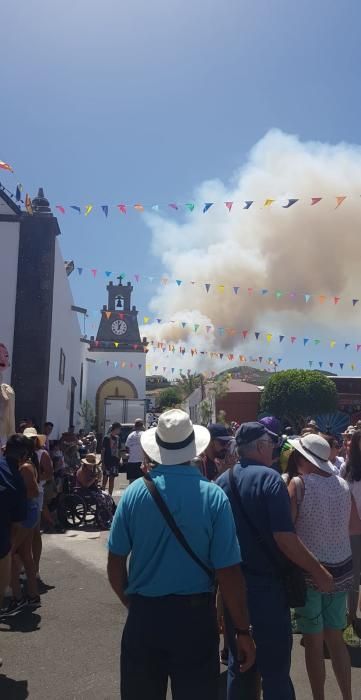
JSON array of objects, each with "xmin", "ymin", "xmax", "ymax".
[{"xmin": 125, "ymin": 430, "xmax": 144, "ymax": 463}]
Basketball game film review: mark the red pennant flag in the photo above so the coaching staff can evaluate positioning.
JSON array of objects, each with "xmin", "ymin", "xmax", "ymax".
[
  {"xmin": 311, "ymin": 197, "xmax": 322, "ymax": 206},
  {"xmin": 290, "ymin": 336, "xmax": 296, "ymax": 344},
  {"xmin": 334, "ymin": 297, "xmax": 340, "ymax": 305},
  {"xmin": 357, "ymin": 344, "xmax": 361, "ymax": 352},
  {"xmin": 91, "ymin": 269, "xmax": 97, "ymax": 278},
  {"xmin": 242, "ymin": 330, "xmax": 248, "ymax": 339},
  {"xmin": 117, "ymin": 204, "xmax": 127, "ymax": 214},
  {"xmin": 225, "ymin": 201, "xmax": 233, "ymax": 212},
  {"xmin": 247, "ymin": 288, "xmax": 253, "ymax": 295},
  {"xmin": 56, "ymin": 205, "xmax": 65, "ymax": 214}
]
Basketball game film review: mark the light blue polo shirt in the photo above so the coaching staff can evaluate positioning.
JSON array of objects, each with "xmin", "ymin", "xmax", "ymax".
[{"xmin": 108, "ymin": 465, "xmax": 241, "ymax": 596}]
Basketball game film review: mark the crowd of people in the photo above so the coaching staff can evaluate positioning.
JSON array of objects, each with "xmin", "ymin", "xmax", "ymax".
[
  {"xmin": 106, "ymin": 410, "xmax": 361, "ymax": 700},
  {"xmin": 2, "ymin": 409, "xmax": 361, "ymax": 698}
]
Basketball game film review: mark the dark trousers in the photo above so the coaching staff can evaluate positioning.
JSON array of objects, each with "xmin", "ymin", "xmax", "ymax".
[
  {"xmin": 121, "ymin": 593, "xmax": 220, "ymax": 700},
  {"xmin": 226, "ymin": 577, "xmax": 296, "ymax": 700}
]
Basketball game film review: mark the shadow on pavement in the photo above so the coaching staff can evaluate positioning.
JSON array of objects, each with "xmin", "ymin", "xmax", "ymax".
[
  {"xmin": 0, "ymin": 675, "xmax": 29, "ymax": 699},
  {"xmin": 0, "ymin": 610, "xmax": 41, "ymax": 633}
]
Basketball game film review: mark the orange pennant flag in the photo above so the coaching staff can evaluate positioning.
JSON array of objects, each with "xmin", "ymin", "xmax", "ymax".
[
  {"xmin": 134, "ymin": 203, "xmax": 144, "ymax": 212},
  {"xmin": 0, "ymin": 160, "xmax": 14, "ymax": 172},
  {"xmin": 25, "ymin": 193, "xmax": 33, "ymax": 215},
  {"xmin": 319, "ymin": 295, "xmax": 326, "ymax": 304},
  {"xmin": 105, "ymin": 311, "xmax": 111, "ymax": 319},
  {"xmin": 264, "ymin": 199, "xmax": 275, "ymax": 207},
  {"xmin": 335, "ymin": 196, "xmax": 346, "ymax": 209}
]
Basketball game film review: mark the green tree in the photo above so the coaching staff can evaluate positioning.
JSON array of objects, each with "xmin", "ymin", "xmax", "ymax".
[
  {"xmin": 157, "ymin": 387, "xmax": 183, "ymax": 411},
  {"xmin": 260, "ymin": 369, "xmax": 338, "ymax": 432},
  {"xmin": 78, "ymin": 400, "xmax": 95, "ymax": 432},
  {"xmin": 175, "ymin": 371, "xmax": 202, "ymax": 399}
]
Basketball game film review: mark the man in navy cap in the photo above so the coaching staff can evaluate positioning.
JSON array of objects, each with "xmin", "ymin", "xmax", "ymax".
[
  {"xmin": 196, "ymin": 423, "xmax": 232, "ymax": 481},
  {"xmin": 217, "ymin": 422, "xmax": 333, "ymax": 700}
]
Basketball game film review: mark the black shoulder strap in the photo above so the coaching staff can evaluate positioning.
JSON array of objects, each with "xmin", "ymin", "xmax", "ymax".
[
  {"xmin": 229, "ymin": 466, "xmax": 280, "ymax": 571},
  {"xmin": 143, "ymin": 474, "xmax": 214, "ymax": 579}
]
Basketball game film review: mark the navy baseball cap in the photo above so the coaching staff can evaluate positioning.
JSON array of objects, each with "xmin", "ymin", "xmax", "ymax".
[
  {"xmin": 208, "ymin": 423, "xmax": 232, "ymax": 441},
  {"xmin": 235, "ymin": 421, "xmax": 279, "ymax": 446}
]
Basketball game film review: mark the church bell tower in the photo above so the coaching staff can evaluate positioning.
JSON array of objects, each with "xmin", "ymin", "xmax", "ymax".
[{"xmin": 89, "ymin": 280, "xmax": 147, "ymax": 352}]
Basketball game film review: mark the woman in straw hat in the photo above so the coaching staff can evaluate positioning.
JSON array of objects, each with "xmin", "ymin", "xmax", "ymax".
[
  {"xmin": 288, "ymin": 433, "xmax": 361, "ymax": 700},
  {"xmin": 107, "ymin": 409, "xmax": 255, "ymax": 700}
]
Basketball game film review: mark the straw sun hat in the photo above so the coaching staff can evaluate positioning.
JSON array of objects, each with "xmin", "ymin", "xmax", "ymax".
[{"xmin": 140, "ymin": 409, "xmax": 210, "ymax": 466}]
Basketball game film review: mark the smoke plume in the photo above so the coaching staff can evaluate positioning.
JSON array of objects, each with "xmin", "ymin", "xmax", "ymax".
[{"xmin": 142, "ymin": 130, "xmax": 361, "ymax": 371}]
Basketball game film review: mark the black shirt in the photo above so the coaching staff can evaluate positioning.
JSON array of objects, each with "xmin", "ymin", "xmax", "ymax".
[{"xmin": 0, "ymin": 456, "xmax": 27, "ymax": 558}]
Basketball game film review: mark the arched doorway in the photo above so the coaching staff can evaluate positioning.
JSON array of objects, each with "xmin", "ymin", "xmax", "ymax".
[{"xmin": 95, "ymin": 376, "xmax": 138, "ymax": 433}]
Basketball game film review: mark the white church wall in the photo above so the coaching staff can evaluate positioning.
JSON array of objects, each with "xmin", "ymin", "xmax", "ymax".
[
  {"xmin": 0, "ymin": 219, "xmax": 20, "ymax": 384},
  {"xmin": 85, "ymin": 351, "xmax": 146, "ymax": 410},
  {"xmin": 46, "ymin": 240, "xmax": 84, "ymax": 438}
]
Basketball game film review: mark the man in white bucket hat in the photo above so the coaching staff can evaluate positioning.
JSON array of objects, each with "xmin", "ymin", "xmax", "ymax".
[{"xmin": 107, "ymin": 409, "xmax": 255, "ymax": 700}]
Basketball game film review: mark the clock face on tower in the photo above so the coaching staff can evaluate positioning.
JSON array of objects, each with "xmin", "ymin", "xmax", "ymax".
[{"xmin": 111, "ymin": 319, "xmax": 128, "ymax": 336}]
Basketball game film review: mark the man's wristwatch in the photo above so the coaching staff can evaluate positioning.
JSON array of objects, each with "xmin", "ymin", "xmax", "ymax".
[{"xmin": 234, "ymin": 626, "xmax": 253, "ymax": 637}]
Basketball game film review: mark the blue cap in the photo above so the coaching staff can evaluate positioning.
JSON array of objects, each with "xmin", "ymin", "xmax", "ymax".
[
  {"xmin": 235, "ymin": 421, "xmax": 278, "ymax": 446},
  {"xmin": 207, "ymin": 423, "xmax": 232, "ymax": 441}
]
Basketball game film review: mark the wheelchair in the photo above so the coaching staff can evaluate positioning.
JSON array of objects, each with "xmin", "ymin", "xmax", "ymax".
[{"xmin": 57, "ymin": 473, "xmax": 116, "ymax": 530}]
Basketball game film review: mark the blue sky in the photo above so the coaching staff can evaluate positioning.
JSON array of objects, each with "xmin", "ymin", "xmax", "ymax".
[{"xmin": 2, "ymin": 0, "xmax": 361, "ymax": 374}]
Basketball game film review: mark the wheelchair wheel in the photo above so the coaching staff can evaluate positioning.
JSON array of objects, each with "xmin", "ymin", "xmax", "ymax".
[
  {"xmin": 96, "ymin": 506, "xmax": 113, "ymax": 530},
  {"xmin": 58, "ymin": 494, "xmax": 87, "ymax": 529}
]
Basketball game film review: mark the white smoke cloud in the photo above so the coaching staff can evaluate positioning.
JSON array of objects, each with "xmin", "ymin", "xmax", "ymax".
[{"xmin": 141, "ymin": 129, "xmax": 361, "ymax": 373}]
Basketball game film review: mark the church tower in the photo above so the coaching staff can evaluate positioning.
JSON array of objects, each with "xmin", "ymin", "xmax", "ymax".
[
  {"xmin": 89, "ymin": 279, "xmax": 147, "ymax": 352},
  {"xmin": 85, "ymin": 279, "xmax": 147, "ymax": 435}
]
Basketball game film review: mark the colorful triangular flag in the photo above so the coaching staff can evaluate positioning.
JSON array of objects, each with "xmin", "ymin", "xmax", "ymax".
[
  {"xmin": 264, "ymin": 199, "xmax": 275, "ymax": 207},
  {"xmin": 352, "ymin": 299, "xmax": 359, "ymax": 307},
  {"xmin": 185, "ymin": 203, "xmax": 195, "ymax": 212},
  {"xmin": 233, "ymin": 286, "xmax": 239, "ymax": 295},
  {"xmin": 56, "ymin": 205, "xmax": 65, "ymax": 214},
  {"xmin": 70, "ymin": 205, "xmax": 81, "ymax": 214},
  {"xmin": 101, "ymin": 205, "xmax": 109, "ymax": 217},
  {"xmin": 311, "ymin": 197, "xmax": 322, "ymax": 206},
  {"xmin": 243, "ymin": 201, "xmax": 253, "ymax": 209},
  {"xmin": 85, "ymin": 204, "xmax": 93, "ymax": 216},
  {"xmin": 335, "ymin": 196, "xmax": 346, "ymax": 209},
  {"xmin": 225, "ymin": 201, "xmax": 233, "ymax": 212},
  {"xmin": 205, "ymin": 283, "xmax": 211, "ymax": 293},
  {"xmin": 282, "ymin": 198, "xmax": 299, "ymax": 208},
  {"xmin": 176, "ymin": 280, "xmax": 182, "ymax": 286},
  {"xmin": 203, "ymin": 203, "xmax": 213, "ymax": 213}
]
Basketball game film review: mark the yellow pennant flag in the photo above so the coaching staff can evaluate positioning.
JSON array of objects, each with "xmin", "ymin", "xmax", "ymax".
[
  {"xmin": 330, "ymin": 340, "xmax": 336, "ymax": 348},
  {"xmin": 143, "ymin": 317, "xmax": 150, "ymax": 324},
  {"xmin": 114, "ymin": 342, "xmax": 119, "ymax": 348},
  {"xmin": 264, "ymin": 199, "xmax": 275, "ymax": 207},
  {"xmin": 218, "ymin": 285, "xmax": 225, "ymax": 293},
  {"xmin": 266, "ymin": 333, "xmax": 273, "ymax": 342},
  {"xmin": 351, "ymin": 363, "xmax": 355, "ymax": 371},
  {"xmin": 335, "ymin": 196, "xmax": 346, "ymax": 209},
  {"xmin": 85, "ymin": 204, "xmax": 93, "ymax": 216}
]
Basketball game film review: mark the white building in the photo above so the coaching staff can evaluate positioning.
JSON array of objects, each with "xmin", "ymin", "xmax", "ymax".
[{"xmin": 0, "ymin": 186, "xmax": 147, "ymax": 439}]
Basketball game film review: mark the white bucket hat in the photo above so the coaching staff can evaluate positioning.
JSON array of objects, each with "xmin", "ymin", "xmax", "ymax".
[
  {"xmin": 140, "ymin": 409, "xmax": 210, "ymax": 466},
  {"xmin": 288, "ymin": 434, "xmax": 333, "ymax": 475}
]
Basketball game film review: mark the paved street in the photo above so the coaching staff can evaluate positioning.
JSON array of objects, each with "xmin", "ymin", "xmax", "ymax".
[{"xmin": 1, "ymin": 477, "xmax": 361, "ymax": 699}]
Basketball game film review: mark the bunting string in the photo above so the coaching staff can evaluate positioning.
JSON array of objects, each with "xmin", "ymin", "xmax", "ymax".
[
  {"xmin": 73, "ymin": 270, "xmax": 360, "ymax": 309},
  {"xmin": 0, "ymin": 181, "xmax": 356, "ymax": 217},
  {"xmin": 85, "ymin": 311, "xmax": 361, "ymax": 352}
]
